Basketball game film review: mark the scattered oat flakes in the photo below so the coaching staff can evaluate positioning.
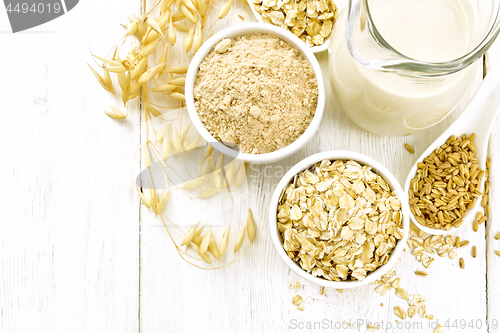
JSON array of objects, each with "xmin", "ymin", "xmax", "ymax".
[
  {"xmin": 289, "ymin": 281, "xmax": 301, "ymax": 291},
  {"xmin": 425, "ymin": 314, "xmax": 435, "ymax": 320},
  {"xmin": 253, "ymin": 0, "xmax": 337, "ymax": 47},
  {"xmin": 495, "ymin": 232, "xmax": 500, "ymax": 240},
  {"xmin": 409, "ymin": 294, "xmax": 426, "ymax": 307},
  {"xmin": 394, "ymin": 306, "xmax": 406, "ymax": 320},
  {"xmin": 292, "ymin": 294, "xmax": 303, "ymax": 306},
  {"xmin": 495, "ymin": 250, "xmax": 500, "ymax": 257},
  {"xmin": 434, "ymin": 325, "xmax": 443, "ymax": 333},
  {"xmin": 419, "ymin": 305, "xmax": 426, "ymax": 318},
  {"xmin": 367, "ymin": 323, "xmax": 380, "ymax": 331},
  {"xmin": 396, "ymin": 288, "xmax": 409, "ymax": 301}
]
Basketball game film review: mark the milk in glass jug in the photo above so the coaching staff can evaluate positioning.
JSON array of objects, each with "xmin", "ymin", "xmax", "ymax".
[{"xmin": 328, "ymin": 0, "xmax": 500, "ymax": 136}]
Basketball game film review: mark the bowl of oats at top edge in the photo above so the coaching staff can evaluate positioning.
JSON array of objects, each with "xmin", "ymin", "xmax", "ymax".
[
  {"xmin": 269, "ymin": 151, "xmax": 410, "ymax": 289},
  {"xmin": 246, "ymin": 0, "xmax": 338, "ymax": 54},
  {"xmin": 185, "ymin": 23, "xmax": 325, "ymax": 164}
]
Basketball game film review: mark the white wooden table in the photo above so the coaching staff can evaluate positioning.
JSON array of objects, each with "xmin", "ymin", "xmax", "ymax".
[{"xmin": 1, "ymin": 1, "xmax": 499, "ymax": 332}]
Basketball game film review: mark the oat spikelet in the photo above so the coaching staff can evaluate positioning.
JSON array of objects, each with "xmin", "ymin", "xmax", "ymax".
[
  {"xmin": 186, "ymin": 135, "xmax": 201, "ymax": 150},
  {"xmin": 89, "ymin": 64, "xmax": 114, "ymax": 94},
  {"xmin": 180, "ymin": 124, "xmax": 192, "ymax": 140},
  {"xmin": 224, "ymin": 162, "xmax": 236, "ymax": 186},
  {"xmin": 104, "ymin": 106, "xmax": 127, "ymax": 119},
  {"xmin": 219, "ymin": 226, "xmax": 230, "ymax": 256},
  {"xmin": 236, "ymin": 162, "xmax": 246, "ymax": 186},
  {"xmin": 155, "ymin": 124, "xmax": 171, "ymax": 143},
  {"xmin": 163, "ymin": 66, "xmax": 188, "ymax": 74},
  {"xmin": 143, "ymin": 29, "xmax": 160, "ymax": 45},
  {"xmin": 146, "ymin": 103, "xmax": 162, "ymax": 118},
  {"xmin": 247, "ymin": 208, "xmax": 256, "ymax": 242},
  {"xmin": 218, "ymin": 0, "xmax": 233, "ymax": 19},
  {"xmin": 198, "ymin": 188, "xmax": 219, "ymax": 199},
  {"xmin": 156, "ymin": 189, "xmax": 170, "ymax": 214},
  {"xmin": 117, "ymin": 72, "xmax": 130, "ymax": 91},
  {"xmin": 148, "ymin": 19, "xmax": 165, "ymax": 38},
  {"xmin": 136, "ymin": 17, "xmax": 149, "ymax": 39},
  {"xmin": 93, "ymin": 55, "xmax": 122, "ymax": 67},
  {"xmin": 191, "ymin": 243, "xmax": 212, "ymax": 264},
  {"xmin": 168, "ymin": 92, "xmax": 186, "ymax": 102},
  {"xmin": 135, "ymin": 185, "xmax": 148, "ymax": 205},
  {"xmin": 234, "ymin": 225, "xmax": 246, "ymax": 252},
  {"xmin": 138, "ymin": 63, "xmax": 164, "ymax": 85},
  {"xmin": 200, "ymin": 227, "xmax": 211, "ymax": 254},
  {"xmin": 167, "ymin": 25, "xmax": 177, "ymax": 45},
  {"xmin": 143, "ymin": 189, "xmax": 154, "ymax": 208},
  {"xmin": 195, "ymin": 0, "xmax": 206, "ymax": 17},
  {"xmin": 160, "ymin": 0, "xmax": 174, "ymax": 12},
  {"xmin": 157, "ymin": 12, "xmax": 171, "ymax": 29},
  {"xmin": 193, "ymin": 24, "xmax": 203, "ymax": 52},
  {"xmin": 208, "ymin": 235, "xmax": 221, "ymax": 259},
  {"xmin": 132, "ymin": 57, "xmax": 148, "ymax": 80},
  {"xmin": 151, "ymin": 84, "xmax": 177, "ymax": 92},
  {"xmin": 105, "ymin": 65, "xmax": 128, "ymax": 73},
  {"xmin": 200, "ymin": 158, "xmax": 212, "ymax": 177},
  {"xmin": 181, "ymin": 5, "xmax": 197, "ymax": 24},
  {"xmin": 173, "ymin": 23, "xmax": 190, "ymax": 32},
  {"xmin": 125, "ymin": 21, "xmax": 139, "ymax": 36},
  {"xmin": 184, "ymin": 26, "xmax": 195, "ymax": 53},
  {"xmin": 172, "ymin": 126, "xmax": 182, "ymax": 152},
  {"xmin": 213, "ymin": 170, "xmax": 223, "ymax": 189},
  {"xmin": 168, "ymin": 77, "xmax": 186, "ymax": 86},
  {"xmin": 143, "ymin": 144, "xmax": 152, "ymax": 168},
  {"xmin": 140, "ymin": 38, "xmax": 160, "ymax": 58},
  {"xmin": 182, "ymin": 0, "xmax": 197, "ymax": 12},
  {"xmin": 181, "ymin": 221, "xmax": 200, "ymax": 246},
  {"xmin": 181, "ymin": 179, "xmax": 199, "ymax": 190}
]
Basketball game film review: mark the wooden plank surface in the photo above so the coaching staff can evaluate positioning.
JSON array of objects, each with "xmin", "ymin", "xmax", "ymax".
[
  {"xmin": 0, "ymin": 0, "xmax": 499, "ymax": 332},
  {"xmin": 0, "ymin": 1, "xmax": 140, "ymax": 332}
]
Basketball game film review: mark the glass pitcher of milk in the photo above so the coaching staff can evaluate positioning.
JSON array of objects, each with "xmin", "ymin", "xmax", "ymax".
[{"xmin": 328, "ymin": 0, "xmax": 500, "ymax": 136}]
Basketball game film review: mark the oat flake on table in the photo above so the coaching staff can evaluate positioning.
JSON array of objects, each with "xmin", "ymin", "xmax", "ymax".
[{"xmin": 194, "ymin": 33, "xmax": 318, "ymax": 154}]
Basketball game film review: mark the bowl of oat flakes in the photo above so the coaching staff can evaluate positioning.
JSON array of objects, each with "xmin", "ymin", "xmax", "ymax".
[
  {"xmin": 246, "ymin": 0, "xmax": 338, "ymax": 53},
  {"xmin": 185, "ymin": 23, "xmax": 325, "ymax": 164},
  {"xmin": 269, "ymin": 151, "xmax": 410, "ymax": 288}
]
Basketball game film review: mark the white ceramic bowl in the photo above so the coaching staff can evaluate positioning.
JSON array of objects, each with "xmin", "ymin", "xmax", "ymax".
[
  {"xmin": 245, "ymin": 0, "xmax": 331, "ymax": 53},
  {"xmin": 185, "ymin": 23, "xmax": 325, "ymax": 164},
  {"xmin": 269, "ymin": 151, "xmax": 410, "ymax": 289}
]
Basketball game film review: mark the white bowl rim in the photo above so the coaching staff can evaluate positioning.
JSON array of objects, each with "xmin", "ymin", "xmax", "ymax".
[
  {"xmin": 268, "ymin": 150, "xmax": 410, "ymax": 289},
  {"xmin": 185, "ymin": 22, "xmax": 326, "ymax": 164},
  {"xmin": 245, "ymin": 0, "xmax": 330, "ymax": 53}
]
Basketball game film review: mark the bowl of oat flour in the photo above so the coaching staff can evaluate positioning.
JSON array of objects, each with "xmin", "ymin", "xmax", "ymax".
[{"xmin": 185, "ymin": 23, "xmax": 325, "ymax": 164}]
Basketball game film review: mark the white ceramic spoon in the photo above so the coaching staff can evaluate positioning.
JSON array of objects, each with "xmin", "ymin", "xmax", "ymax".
[{"xmin": 404, "ymin": 63, "xmax": 500, "ymax": 235}]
